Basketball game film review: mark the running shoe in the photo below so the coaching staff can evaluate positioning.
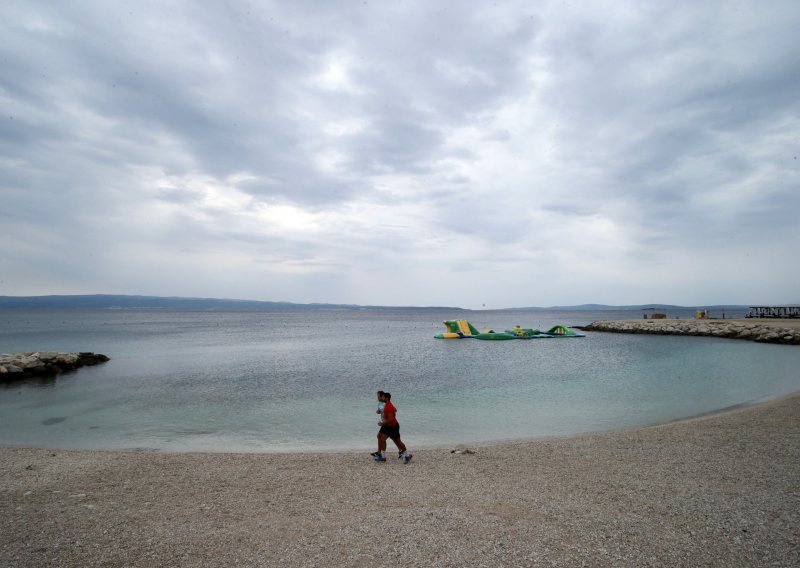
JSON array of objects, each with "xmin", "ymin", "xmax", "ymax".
[
  {"xmin": 370, "ymin": 451, "xmax": 380, "ymax": 458},
  {"xmin": 374, "ymin": 454, "xmax": 386, "ymax": 462},
  {"xmin": 403, "ymin": 453, "xmax": 413, "ymax": 464}
]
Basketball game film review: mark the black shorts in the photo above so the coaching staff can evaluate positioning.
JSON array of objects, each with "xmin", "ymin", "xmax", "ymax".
[{"xmin": 379, "ymin": 424, "xmax": 400, "ymax": 440}]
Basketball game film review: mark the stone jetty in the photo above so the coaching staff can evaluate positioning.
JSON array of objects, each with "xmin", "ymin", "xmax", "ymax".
[
  {"xmin": 0, "ymin": 352, "xmax": 110, "ymax": 382},
  {"xmin": 580, "ymin": 319, "xmax": 800, "ymax": 345}
]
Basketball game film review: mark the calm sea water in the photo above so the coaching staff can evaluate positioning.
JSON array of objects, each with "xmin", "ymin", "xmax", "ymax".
[{"xmin": 1, "ymin": 309, "xmax": 798, "ymax": 452}]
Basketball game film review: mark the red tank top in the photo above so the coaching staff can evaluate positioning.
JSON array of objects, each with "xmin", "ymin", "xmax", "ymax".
[{"xmin": 383, "ymin": 401, "xmax": 399, "ymax": 426}]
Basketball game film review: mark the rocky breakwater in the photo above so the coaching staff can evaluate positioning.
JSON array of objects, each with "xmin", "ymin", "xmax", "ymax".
[
  {"xmin": 0, "ymin": 352, "xmax": 110, "ymax": 383},
  {"xmin": 581, "ymin": 320, "xmax": 800, "ymax": 345}
]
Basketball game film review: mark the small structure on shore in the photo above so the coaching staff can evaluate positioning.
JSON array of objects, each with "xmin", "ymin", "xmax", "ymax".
[
  {"xmin": 642, "ymin": 307, "xmax": 666, "ymax": 319},
  {"xmin": 746, "ymin": 306, "xmax": 800, "ymax": 319},
  {"xmin": 0, "ymin": 352, "xmax": 110, "ymax": 383}
]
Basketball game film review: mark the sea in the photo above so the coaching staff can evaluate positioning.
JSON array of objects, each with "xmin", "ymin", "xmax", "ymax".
[{"xmin": 1, "ymin": 308, "xmax": 799, "ymax": 453}]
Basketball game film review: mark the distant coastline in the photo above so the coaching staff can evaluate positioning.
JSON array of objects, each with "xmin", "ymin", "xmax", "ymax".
[
  {"xmin": 0, "ymin": 294, "xmax": 465, "ymax": 312},
  {"xmin": 0, "ymin": 294, "xmax": 762, "ymax": 313}
]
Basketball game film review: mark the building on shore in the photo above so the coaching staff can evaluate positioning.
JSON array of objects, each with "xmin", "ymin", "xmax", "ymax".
[{"xmin": 642, "ymin": 307, "xmax": 666, "ymax": 319}]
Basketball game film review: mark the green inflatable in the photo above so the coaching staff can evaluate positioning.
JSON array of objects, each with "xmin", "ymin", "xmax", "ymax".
[
  {"xmin": 544, "ymin": 325, "xmax": 585, "ymax": 337},
  {"xmin": 475, "ymin": 329, "xmax": 516, "ymax": 340},
  {"xmin": 434, "ymin": 319, "xmax": 481, "ymax": 339},
  {"xmin": 435, "ymin": 321, "xmax": 585, "ymax": 340},
  {"xmin": 505, "ymin": 326, "xmax": 549, "ymax": 339}
]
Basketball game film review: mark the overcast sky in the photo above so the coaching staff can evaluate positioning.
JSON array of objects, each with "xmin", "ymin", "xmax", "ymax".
[{"xmin": 1, "ymin": 1, "xmax": 798, "ymax": 308}]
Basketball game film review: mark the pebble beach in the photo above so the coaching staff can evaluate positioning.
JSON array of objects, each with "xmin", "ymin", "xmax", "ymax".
[{"xmin": 2, "ymin": 391, "xmax": 799, "ymax": 567}]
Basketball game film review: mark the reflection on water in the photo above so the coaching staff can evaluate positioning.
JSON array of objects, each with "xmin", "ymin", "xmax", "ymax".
[
  {"xmin": 41, "ymin": 417, "xmax": 66, "ymax": 426},
  {"xmin": 0, "ymin": 308, "xmax": 798, "ymax": 452},
  {"xmin": 1, "ymin": 375, "xmax": 60, "ymax": 389}
]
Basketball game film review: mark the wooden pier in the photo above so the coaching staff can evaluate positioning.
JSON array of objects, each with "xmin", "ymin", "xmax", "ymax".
[{"xmin": 745, "ymin": 306, "xmax": 800, "ymax": 318}]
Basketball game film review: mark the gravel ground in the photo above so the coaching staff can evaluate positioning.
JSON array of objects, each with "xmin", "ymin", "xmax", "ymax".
[{"xmin": 2, "ymin": 394, "xmax": 799, "ymax": 567}]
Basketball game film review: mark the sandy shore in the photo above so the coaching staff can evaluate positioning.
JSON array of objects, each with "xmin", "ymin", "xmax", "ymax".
[{"xmin": 2, "ymin": 394, "xmax": 799, "ymax": 567}]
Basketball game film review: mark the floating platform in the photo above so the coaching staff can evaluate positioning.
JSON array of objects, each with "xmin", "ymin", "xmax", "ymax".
[
  {"xmin": 544, "ymin": 325, "xmax": 586, "ymax": 338},
  {"xmin": 435, "ymin": 321, "xmax": 585, "ymax": 340}
]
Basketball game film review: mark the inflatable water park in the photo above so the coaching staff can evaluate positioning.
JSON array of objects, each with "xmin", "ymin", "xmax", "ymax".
[{"xmin": 434, "ymin": 320, "xmax": 585, "ymax": 340}]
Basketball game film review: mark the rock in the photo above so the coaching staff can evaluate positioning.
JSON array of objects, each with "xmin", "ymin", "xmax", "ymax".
[
  {"xmin": 0, "ymin": 352, "xmax": 110, "ymax": 383},
  {"xmin": 37, "ymin": 352, "xmax": 59, "ymax": 362},
  {"xmin": 585, "ymin": 320, "xmax": 799, "ymax": 346},
  {"xmin": 55, "ymin": 354, "xmax": 79, "ymax": 366},
  {"xmin": 78, "ymin": 353, "xmax": 110, "ymax": 365}
]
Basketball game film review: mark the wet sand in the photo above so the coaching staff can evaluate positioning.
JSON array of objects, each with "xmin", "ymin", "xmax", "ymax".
[{"xmin": 2, "ymin": 392, "xmax": 799, "ymax": 567}]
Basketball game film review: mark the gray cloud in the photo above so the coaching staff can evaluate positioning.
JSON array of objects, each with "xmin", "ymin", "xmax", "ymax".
[{"xmin": 1, "ymin": 0, "xmax": 798, "ymax": 306}]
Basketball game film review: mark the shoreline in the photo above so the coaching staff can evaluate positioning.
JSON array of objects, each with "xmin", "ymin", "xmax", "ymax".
[
  {"xmin": 3, "ymin": 388, "xmax": 796, "ymax": 456},
  {"xmin": 3, "ymin": 393, "xmax": 798, "ymax": 566}
]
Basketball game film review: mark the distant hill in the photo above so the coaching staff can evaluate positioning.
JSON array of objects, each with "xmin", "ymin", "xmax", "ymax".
[
  {"xmin": 0, "ymin": 294, "xmax": 465, "ymax": 312},
  {"xmin": 0, "ymin": 295, "xmax": 765, "ymax": 312},
  {"xmin": 501, "ymin": 303, "xmax": 751, "ymax": 311}
]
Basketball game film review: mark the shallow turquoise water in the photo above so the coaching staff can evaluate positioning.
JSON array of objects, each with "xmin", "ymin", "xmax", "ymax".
[{"xmin": 1, "ymin": 309, "xmax": 798, "ymax": 452}]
